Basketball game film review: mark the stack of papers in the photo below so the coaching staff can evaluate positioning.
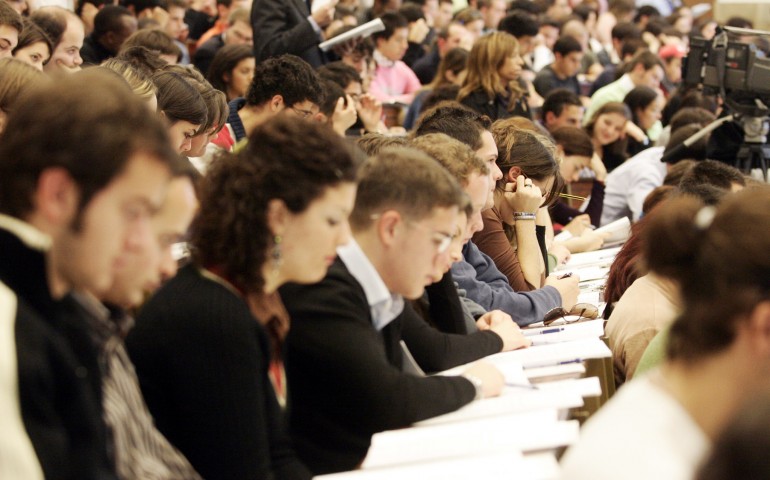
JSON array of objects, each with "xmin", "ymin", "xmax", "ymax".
[
  {"xmin": 319, "ymin": 18, "xmax": 385, "ymax": 51},
  {"xmin": 486, "ymin": 338, "xmax": 611, "ymax": 370},
  {"xmin": 315, "ymin": 451, "xmax": 558, "ymax": 480},
  {"xmin": 523, "ymin": 320, "xmax": 605, "ymax": 345},
  {"xmin": 364, "ymin": 411, "xmax": 577, "ymax": 469},
  {"xmin": 594, "ymin": 217, "xmax": 631, "ymax": 248}
]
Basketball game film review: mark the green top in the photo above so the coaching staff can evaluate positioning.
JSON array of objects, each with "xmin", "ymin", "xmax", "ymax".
[{"xmin": 635, "ymin": 323, "xmax": 670, "ymax": 377}]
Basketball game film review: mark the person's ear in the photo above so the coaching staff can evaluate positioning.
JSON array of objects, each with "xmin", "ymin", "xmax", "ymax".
[
  {"xmin": 544, "ymin": 111, "xmax": 556, "ymax": 126},
  {"xmin": 269, "ymin": 94, "xmax": 285, "ymax": 112},
  {"xmin": 222, "ymin": 71, "xmax": 231, "ymax": 83},
  {"xmin": 376, "ymin": 210, "xmax": 402, "ymax": 248},
  {"xmin": 744, "ymin": 301, "xmax": 770, "ymax": 359},
  {"xmin": 34, "ymin": 167, "xmax": 79, "ymax": 229},
  {"xmin": 266, "ymin": 198, "xmax": 289, "ymax": 238},
  {"xmin": 507, "ymin": 166, "xmax": 523, "ymax": 182}
]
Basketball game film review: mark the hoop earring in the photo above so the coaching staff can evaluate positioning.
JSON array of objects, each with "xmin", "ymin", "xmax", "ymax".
[{"xmin": 271, "ymin": 235, "xmax": 282, "ymax": 274}]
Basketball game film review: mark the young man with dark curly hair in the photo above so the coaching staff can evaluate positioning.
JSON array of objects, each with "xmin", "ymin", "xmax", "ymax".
[{"xmin": 225, "ymin": 53, "xmax": 325, "ymax": 143}]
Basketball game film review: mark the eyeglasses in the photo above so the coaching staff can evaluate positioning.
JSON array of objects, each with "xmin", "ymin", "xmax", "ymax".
[
  {"xmin": 542, "ymin": 303, "xmax": 600, "ymax": 326},
  {"xmin": 290, "ymin": 105, "xmax": 315, "ymax": 119},
  {"xmin": 370, "ymin": 214, "xmax": 453, "ymax": 254},
  {"xmin": 408, "ymin": 221, "xmax": 453, "ymax": 253}
]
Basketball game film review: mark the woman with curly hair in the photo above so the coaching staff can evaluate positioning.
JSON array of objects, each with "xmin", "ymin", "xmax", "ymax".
[
  {"xmin": 126, "ymin": 116, "xmax": 362, "ymax": 480},
  {"xmin": 457, "ymin": 31, "xmax": 530, "ymax": 121}
]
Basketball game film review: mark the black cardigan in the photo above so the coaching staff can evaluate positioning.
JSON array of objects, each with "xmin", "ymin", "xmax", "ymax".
[
  {"xmin": 126, "ymin": 264, "xmax": 310, "ymax": 480},
  {"xmin": 280, "ymin": 258, "xmax": 503, "ymax": 474}
]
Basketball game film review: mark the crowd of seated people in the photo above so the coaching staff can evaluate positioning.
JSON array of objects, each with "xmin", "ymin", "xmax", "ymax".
[{"xmin": 1, "ymin": 0, "xmax": 770, "ymax": 478}]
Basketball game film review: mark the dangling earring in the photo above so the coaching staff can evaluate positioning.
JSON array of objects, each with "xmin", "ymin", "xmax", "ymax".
[{"xmin": 271, "ymin": 235, "xmax": 282, "ymax": 274}]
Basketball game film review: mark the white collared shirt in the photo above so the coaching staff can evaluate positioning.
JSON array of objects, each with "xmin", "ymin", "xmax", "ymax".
[
  {"xmin": 373, "ymin": 49, "xmax": 396, "ymax": 69},
  {"xmin": 337, "ymin": 239, "xmax": 404, "ymax": 331},
  {"xmin": 0, "ymin": 214, "xmax": 51, "ymax": 252}
]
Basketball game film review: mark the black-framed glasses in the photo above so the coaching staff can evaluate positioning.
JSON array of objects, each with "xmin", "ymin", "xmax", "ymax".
[{"xmin": 542, "ymin": 303, "xmax": 600, "ymax": 326}]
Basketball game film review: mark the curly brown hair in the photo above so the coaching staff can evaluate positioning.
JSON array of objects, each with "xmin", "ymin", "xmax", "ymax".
[{"xmin": 189, "ymin": 117, "xmax": 363, "ymax": 294}]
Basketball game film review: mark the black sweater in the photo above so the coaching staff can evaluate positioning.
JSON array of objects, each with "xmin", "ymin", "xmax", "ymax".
[
  {"xmin": 126, "ymin": 264, "xmax": 310, "ymax": 480},
  {"xmin": 459, "ymin": 88, "xmax": 532, "ymax": 122},
  {"xmin": 280, "ymin": 259, "xmax": 503, "ymax": 474},
  {"xmin": 0, "ymin": 227, "xmax": 115, "ymax": 480}
]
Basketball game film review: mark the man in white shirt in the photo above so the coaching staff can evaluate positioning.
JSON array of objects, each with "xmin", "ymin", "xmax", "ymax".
[{"xmin": 601, "ymin": 123, "xmax": 707, "ymax": 225}]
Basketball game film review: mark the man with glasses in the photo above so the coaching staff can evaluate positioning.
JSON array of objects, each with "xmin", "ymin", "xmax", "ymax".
[
  {"xmin": 280, "ymin": 148, "xmax": 528, "ymax": 475},
  {"xmin": 225, "ymin": 53, "xmax": 324, "ymax": 143},
  {"xmin": 414, "ymin": 102, "xmax": 577, "ymax": 327}
]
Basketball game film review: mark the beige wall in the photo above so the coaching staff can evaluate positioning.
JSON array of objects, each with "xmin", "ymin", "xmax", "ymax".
[{"xmin": 713, "ymin": 0, "xmax": 770, "ymax": 31}]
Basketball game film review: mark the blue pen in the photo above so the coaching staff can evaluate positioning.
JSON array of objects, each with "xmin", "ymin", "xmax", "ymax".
[
  {"xmin": 558, "ymin": 359, "xmax": 582, "ymax": 365},
  {"xmin": 540, "ymin": 327, "xmax": 564, "ymax": 334}
]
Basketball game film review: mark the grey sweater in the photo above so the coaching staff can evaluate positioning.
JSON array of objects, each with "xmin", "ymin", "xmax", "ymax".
[{"xmin": 451, "ymin": 241, "xmax": 562, "ymax": 326}]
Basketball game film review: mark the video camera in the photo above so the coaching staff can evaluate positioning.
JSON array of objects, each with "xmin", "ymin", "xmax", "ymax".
[
  {"xmin": 683, "ymin": 27, "xmax": 770, "ymax": 116},
  {"xmin": 679, "ymin": 26, "xmax": 770, "ymax": 179}
]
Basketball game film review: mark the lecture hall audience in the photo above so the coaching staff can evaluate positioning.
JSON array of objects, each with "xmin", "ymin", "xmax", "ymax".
[{"xmin": 1, "ymin": 3, "xmax": 769, "ymax": 479}]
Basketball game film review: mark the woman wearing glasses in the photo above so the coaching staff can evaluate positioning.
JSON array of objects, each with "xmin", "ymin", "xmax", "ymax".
[
  {"xmin": 561, "ymin": 188, "xmax": 770, "ymax": 480},
  {"xmin": 126, "ymin": 118, "xmax": 361, "ymax": 480}
]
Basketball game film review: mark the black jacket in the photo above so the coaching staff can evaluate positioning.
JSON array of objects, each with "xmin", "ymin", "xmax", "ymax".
[
  {"xmin": 459, "ymin": 88, "xmax": 531, "ymax": 122},
  {"xmin": 280, "ymin": 258, "xmax": 503, "ymax": 474},
  {"xmin": 251, "ymin": 0, "xmax": 325, "ymax": 67},
  {"xmin": 0, "ymin": 226, "xmax": 115, "ymax": 480}
]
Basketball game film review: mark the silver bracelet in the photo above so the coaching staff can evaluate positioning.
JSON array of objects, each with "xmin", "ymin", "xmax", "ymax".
[{"xmin": 513, "ymin": 212, "xmax": 536, "ymax": 221}]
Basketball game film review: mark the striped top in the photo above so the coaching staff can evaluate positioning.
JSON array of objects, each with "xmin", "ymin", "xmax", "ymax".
[{"xmin": 73, "ymin": 293, "xmax": 202, "ymax": 480}]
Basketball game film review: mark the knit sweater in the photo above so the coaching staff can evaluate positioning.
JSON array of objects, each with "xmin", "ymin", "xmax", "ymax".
[{"xmin": 126, "ymin": 264, "xmax": 310, "ymax": 480}]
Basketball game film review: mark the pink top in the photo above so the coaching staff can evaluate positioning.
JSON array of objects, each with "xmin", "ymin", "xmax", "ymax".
[{"xmin": 369, "ymin": 56, "xmax": 422, "ymax": 105}]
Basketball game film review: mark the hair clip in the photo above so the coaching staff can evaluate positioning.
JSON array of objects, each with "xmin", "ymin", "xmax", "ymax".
[{"xmin": 694, "ymin": 205, "xmax": 717, "ymax": 231}]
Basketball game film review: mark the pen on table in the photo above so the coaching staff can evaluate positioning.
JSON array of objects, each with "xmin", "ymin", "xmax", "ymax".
[
  {"xmin": 505, "ymin": 382, "xmax": 539, "ymax": 390},
  {"xmin": 539, "ymin": 327, "xmax": 564, "ymax": 334},
  {"xmin": 558, "ymin": 359, "xmax": 582, "ymax": 365}
]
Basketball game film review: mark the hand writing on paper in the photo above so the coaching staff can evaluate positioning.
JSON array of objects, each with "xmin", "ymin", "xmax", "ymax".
[
  {"xmin": 463, "ymin": 362, "xmax": 504, "ymax": 398},
  {"xmin": 476, "ymin": 310, "xmax": 531, "ymax": 351},
  {"xmin": 563, "ymin": 213, "xmax": 592, "ymax": 236},
  {"xmin": 545, "ymin": 273, "xmax": 580, "ymax": 310}
]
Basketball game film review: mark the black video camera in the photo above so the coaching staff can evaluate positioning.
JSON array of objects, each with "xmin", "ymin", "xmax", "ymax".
[{"xmin": 683, "ymin": 28, "xmax": 770, "ymax": 116}]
